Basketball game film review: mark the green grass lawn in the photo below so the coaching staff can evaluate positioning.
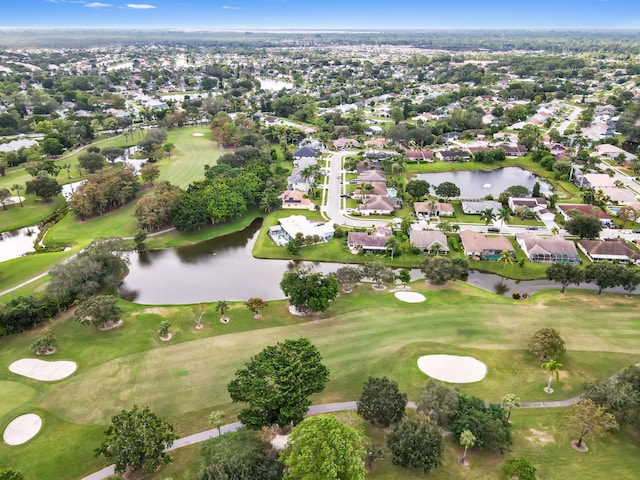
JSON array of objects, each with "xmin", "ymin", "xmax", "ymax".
[
  {"xmin": 0, "ymin": 249, "xmax": 76, "ymax": 296},
  {"xmin": 1, "ymin": 284, "xmax": 639, "ymax": 479},
  {"xmin": 159, "ymin": 126, "xmax": 220, "ymax": 188},
  {"xmin": 0, "ymin": 195, "xmax": 66, "ymax": 232}
]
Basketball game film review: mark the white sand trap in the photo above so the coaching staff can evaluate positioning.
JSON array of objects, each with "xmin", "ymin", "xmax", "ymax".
[
  {"xmin": 3, "ymin": 414, "xmax": 42, "ymax": 445},
  {"xmin": 192, "ymin": 132, "xmax": 205, "ymax": 137},
  {"xmin": 9, "ymin": 359, "xmax": 77, "ymax": 381},
  {"xmin": 417, "ymin": 355, "xmax": 487, "ymax": 383},
  {"xmin": 395, "ymin": 291, "xmax": 426, "ymax": 303}
]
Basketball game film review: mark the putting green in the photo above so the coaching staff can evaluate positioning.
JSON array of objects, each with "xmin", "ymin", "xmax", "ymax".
[{"xmin": 0, "ymin": 381, "xmax": 36, "ymax": 418}]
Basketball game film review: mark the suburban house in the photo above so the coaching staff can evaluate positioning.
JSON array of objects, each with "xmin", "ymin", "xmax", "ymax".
[
  {"xmin": 500, "ymin": 145, "xmax": 528, "ymax": 157},
  {"xmin": 594, "ymin": 144, "xmax": 636, "ymax": 161},
  {"xmin": 333, "ymin": 138, "xmax": 360, "ymax": 149},
  {"xmin": 508, "ymin": 197, "xmax": 555, "ymax": 221},
  {"xmin": 287, "ymin": 167, "xmax": 314, "ymax": 192},
  {"xmin": 556, "ymin": 204, "xmax": 614, "ymax": 227},
  {"xmin": 272, "ymin": 215, "xmax": 335, "ymax": 244},
  {"xmin": 356, "ymin": 170, "xmax": 387, "ymax": 183},
  {"xmin": 577, "ymin": 173, "xmax": 617, "ymax": 190},
  {"xmin": 292, "ymin": 146, "xmax": 319, "ymax": 166},
  {"xmin": 461, "ymin": 200, "xmax": 502, "ymax": 215},
  {"xmin": 278, "ymin": 190, "xmax": 313, "ymax": 210},
  {"xmin": 404, "ymin": 149, "xmax": 434, "ymax": 162},
  {"xmin": 577, "ymin": 239, "xmax": 640, "ymax": 264},
  {"xmin": 353, "ymin": 182, "xmax": 388, "ymax": 199},
  {"xmin": 459, "ymin": 230, "xmax": 515, "ymax": 259},
  {"xmin": 413, "ymin": 201, "xmax": 455, "ymax": 217},
  {"xmin": 358, "ymin": 195, "xmax": 395, "ymax": 215},
  {"xmin": 438, "ymin": 149, "xmax": 471, "ymax": 162},
  {"xmin": 516, "ymin": 233, "xmax": 580, "ymax": 264},
  {"xmin": 410, "ymin": 230, "xmax": 450, "ymax": 254},
  {"xmin": 347, "ymin": 226, "xmax": 392, "ymax": 252},
  {"xmin": 364, "ymin": 138, "xmax": 390, "ymax": 148}
]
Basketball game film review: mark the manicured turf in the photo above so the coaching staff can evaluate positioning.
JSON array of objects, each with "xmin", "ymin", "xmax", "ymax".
[
  {"xmin": 160, "ymin": 126, "xmax": 220, "ymax": 188},
  {"xmin": 0, "ymin": 195, "xmax": 66, "ymax": 232},
  {"xmin": 1, "ymin": 284, "xmax": 639, "ymax": 479},
  {"xmin": 0, "ymin": 381, "xmax": 36, "ymax": 418},
  {"xmin": 0, "ymin": 249, "xmax": 76, "ymax": 296}
]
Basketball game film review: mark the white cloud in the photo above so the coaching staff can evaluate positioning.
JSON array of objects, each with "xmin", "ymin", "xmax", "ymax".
[
  {"xmin": 223, "ymin": 5, "xmax": 242, "ymax": 9},
  {"xmin": 85, "ymin": 2, "xmax": 112, "ymax": 7},
  {"xmin": 126, "ymin": 3, "xmax": 156, "ymax": 8}
]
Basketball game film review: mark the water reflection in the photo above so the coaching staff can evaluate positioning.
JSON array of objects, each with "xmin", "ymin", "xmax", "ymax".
[
  {"xmin": 417, "ymin": 167, "xmax": 552, "ymax": 198},
  {"xmin": 0, "ymin": 225, "xmax": 40, "ymax": 262}
]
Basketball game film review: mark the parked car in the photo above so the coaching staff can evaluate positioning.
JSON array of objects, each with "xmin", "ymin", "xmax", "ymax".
[
  {"xmin": 632, "ymin": 230, "xmax": 640, "ymax": 234},
  {"xmin": 526, "ymin": 226, "xmax": 539, "ymax": 230},
  {"xmin": 346, "ymin": 208, "xmax": 355, "ymax": 213},
  {"xmin": 487, "ymin": 227, "xmax": 500, "ymax": 233}
]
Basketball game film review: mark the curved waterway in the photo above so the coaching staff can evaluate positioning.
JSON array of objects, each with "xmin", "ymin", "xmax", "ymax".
[{"xmin": 119, "ymin": 219, "xmax": 636, "ymax": 304}]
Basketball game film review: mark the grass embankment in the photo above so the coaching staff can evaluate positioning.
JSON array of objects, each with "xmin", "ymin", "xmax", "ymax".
[
  {"xmin": 1, "ymin": 284, "xmax": 639, "ymax": 479},
  {"xmin": 0, "ymin": 249, "xmax": 77, "ymax": 297}
]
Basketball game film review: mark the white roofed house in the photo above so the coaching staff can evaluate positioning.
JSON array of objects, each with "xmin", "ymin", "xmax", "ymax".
[
  {"xmin": 461, "ymin": 200, "xmax": 501, "ymax": 215},
  {"xmin": 272, "ymin": 215, "xmax": 334, "ymax": 245}
]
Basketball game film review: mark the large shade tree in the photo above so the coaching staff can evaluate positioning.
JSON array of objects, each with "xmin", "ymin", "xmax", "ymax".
[
  {"xmin": 357, "ymin": 376, "xmax": 407, "ymax": 427},
  {"xmin": 227, "ymin": 338, "xmax": 329, "ymax": 429},
  {"xmin": 386, "ymin": 417, "xmax": 444, "ymax": 474},
  {"xmin": 546, "ymin": 263, "xmax": 584, "ymax": 293},
  {"xmin": 567, "ymin": 399, "xmax": 619, "ymax": 449},
  {"xmin": 528, "ymin": 327, "xmax": 566, "ymax": 361},
  {"xmin": 280, "ymin": 414, "xmax": 366, "ymax": 480},
  {"xmin": 95, "ymin": 405, "xmax": 176, "ymax": 476},
  {"xmin": 280, "ymin": 265, "xmax": 339, "ymax": 313}
]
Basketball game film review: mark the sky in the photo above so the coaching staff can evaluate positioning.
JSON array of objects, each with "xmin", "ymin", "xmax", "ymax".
[{"xmin": 1, "ymin": 0, "xmax": 639, "ymax": 29}]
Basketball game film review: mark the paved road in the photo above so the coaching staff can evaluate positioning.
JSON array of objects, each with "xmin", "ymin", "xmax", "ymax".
[
  {"xmin": 81, "ymin": 396, "xmax": 582, "ymax": 480},
  {"xmin": 557, "ymin": 105, "xmax": 582, "ymax": 135},
  {"xmin": 322, "ymin": 150, "xmax": 388, "ymax": 228}
]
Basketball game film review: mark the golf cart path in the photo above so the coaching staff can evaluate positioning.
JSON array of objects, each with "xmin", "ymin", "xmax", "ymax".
[{"xmin": 81, "ymin": 397, "xmax": 580, "ymax": 480}]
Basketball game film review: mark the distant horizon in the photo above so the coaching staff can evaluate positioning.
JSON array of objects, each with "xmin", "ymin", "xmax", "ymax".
[{"xmin": 2, "ymin": 0, "xmax": 639, "ymax": 30}]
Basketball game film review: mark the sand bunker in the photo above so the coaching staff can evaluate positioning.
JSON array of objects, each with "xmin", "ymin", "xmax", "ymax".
[
  {"xmin": 192, "ymin": 132, "xmax": 205, "ymax": 137},
  {"xmin": 395, "ymin": 291, "xmax": 426, "ymax": 303},
  {"xmin": 417, "ymin": 355, "xmax": 487, "ymax": 383},
  {"xmin": 9, "ymin": 359, "xmax": 77, "ymax": 381},
  {"xmin": 3, "ymin": 414, "xmax": 42, "ymax": 445}
]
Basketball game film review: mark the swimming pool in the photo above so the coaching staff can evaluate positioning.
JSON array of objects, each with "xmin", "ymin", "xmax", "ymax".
[{"xmin": 387, "ymin": 188, "xmax": 397, "ymax": 197}]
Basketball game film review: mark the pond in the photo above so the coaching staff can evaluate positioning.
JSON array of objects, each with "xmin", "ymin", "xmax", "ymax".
[
  {"xmin": 119, "ymin": 219, "xmax": 424, "ymax": 304},
  {"xmin": 416, "ymin": 167, "xmax": 552, "ymax": 199},
  {"xmin": 0, "ymin": 225, "xmax": 40, "ymax": 263}
]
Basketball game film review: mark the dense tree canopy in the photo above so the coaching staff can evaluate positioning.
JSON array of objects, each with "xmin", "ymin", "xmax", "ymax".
[
  {"xmin": 386, "ymin": 417, "xmax": 444, "ymax": 474},
  {"xmin": 95, "ymin": 405, "xmax": 176, "ymax": 475},
  {"xmin": 528, "ymin": 327, "xmax": 566, "ymax": 360},
  {"xmin": 416, "ymin": 380, "xmax": 460, "ymax": 426},
  {"xmin": 281, "ymin": 414, "xmax": 366, "ymax": 480},
  {"xmin": 280, "ymin": 265, "xmax": 339, "ymax": 313},
  {"xmin": 68, "ymin": 165, "xmax": 139, "ymax": 218},
  {"xmin": 0, "ymin": 295, "xmax": 59, "ymax": 335},
  {"xmin": 134, "ymin": 181, "xmax": 182, "ymax": 231},
  {"xmin": 357, "ymin": 376, "xmax": 407, "ymax": 427},
  {"xmin": 564, "ymin": 214, "xmax": 602, "ymax": 239},
  {"xmin": 75, "ymin": 295, "xmax": 122, "ymax": 328},
  {"xmin": 227, "ymin": 338, "xmax": 330, "ymax": 429},
  {"xmin": 584, "ymin": 365, "xmax": 640, "ymax": 427},
  {"xmin": 25, "ymin": 172, "xmax": 61, "ymax": 201},
  {"xmin": 450, "ymin": 395, "xmax": 512, "ymax": 453},
  {"xmin": 546, "ymin": 263, "xmax": 584, "ymax": 293},
  {"xmin": 435, "ymin": 181, "xmax": 460, "ymax": 199},
  {"xmin": 198, "ymin": 428, "xmax": 284, "ymax": 480},
  {"xmin": 420, "ymin": 256, "xmax": 468, "ymax": 285}
]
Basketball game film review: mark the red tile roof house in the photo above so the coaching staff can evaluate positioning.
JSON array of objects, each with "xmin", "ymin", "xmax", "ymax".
[
  {"xmin": 364, "ymin": 138, "xmax": 390, "ymax": 148},
  {"xmin": 556, "ymin": 204, "xmax": 614, "ymax": 228},
  {"xmin": 347, "ymin": 226, "xmax": 392, "ymax": 253},
  {"xmin": 410, "ymin": 230, "xmax": 450, "ymax": 254},
  {"xmin": 459, "ymin": 230, "xmax": 515, "ymax": 260},
  {"xmin": 279, "ymin": 190, "xmax": 313, "ymax": 210},
  {"xmin": 404, "ymin": 149, "xmax": 435, "ymax": 162},
  {"xmin": 577, "ymin": 239, "xmax": 640, "ymax": 264},
  {"xmin": 413, "ymin": 201, "xmax": 455, "ymax": 217},
  {"xmin": 516, "ymin": 233, "xmax": 580, "ymax": 264},
  {"xmin": 358, "ymin": 195, "xmax": 395, "ymax": 216}
]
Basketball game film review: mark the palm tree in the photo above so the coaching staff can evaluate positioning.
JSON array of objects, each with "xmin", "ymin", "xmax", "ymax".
[
  {"xmin": 541, "ymin": 359, "xmax": 564, "ymax": 393},
  {"xmin": 215, "ymin": 300, "xmax": 229, "ymax": 321},
  {"xmin": 459, "ymin": 429, "xmax": 476, "ymax": 465},
  {"xmin": 208, "ymin": 410, "xmax": 225, "ymax": 436},
  {"xmin": 438, "ymin": 221, "xmax": 453, "ymax": 234},
  {"xmin": 11, "ymin": 184, "xmax": 24, "ymax": 207},
  {"xmin": 480, "ymin": 207, "xmax": 496, "ymax": 226},
  {"xmin": 62, "ymin": 163, "xmax": 72, "ymax": 179},
  {"xmin": 359, "ymin": 182, "xmax": 374, "ymax": 199},
  {"xmin": 385, "ymin": 235, "xmax": 401, "ymax": 259},
  {"xmin": 502, "ymin": 393, "xmax": 521, "ymax": 423},
  {"xmin": 551, "ymin": 226, "xmax": 560, "ymax": 235},
  {"xmin": 191, "ymin": 304, "xmax": 207, "ymax": 329},
  {"xmin": 497, "ymin": 206, "xmax": 512, "ymax": 228},
  {"xmin": 498, "ymin": 250, "xmax": 513, "ymax": 270}
]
